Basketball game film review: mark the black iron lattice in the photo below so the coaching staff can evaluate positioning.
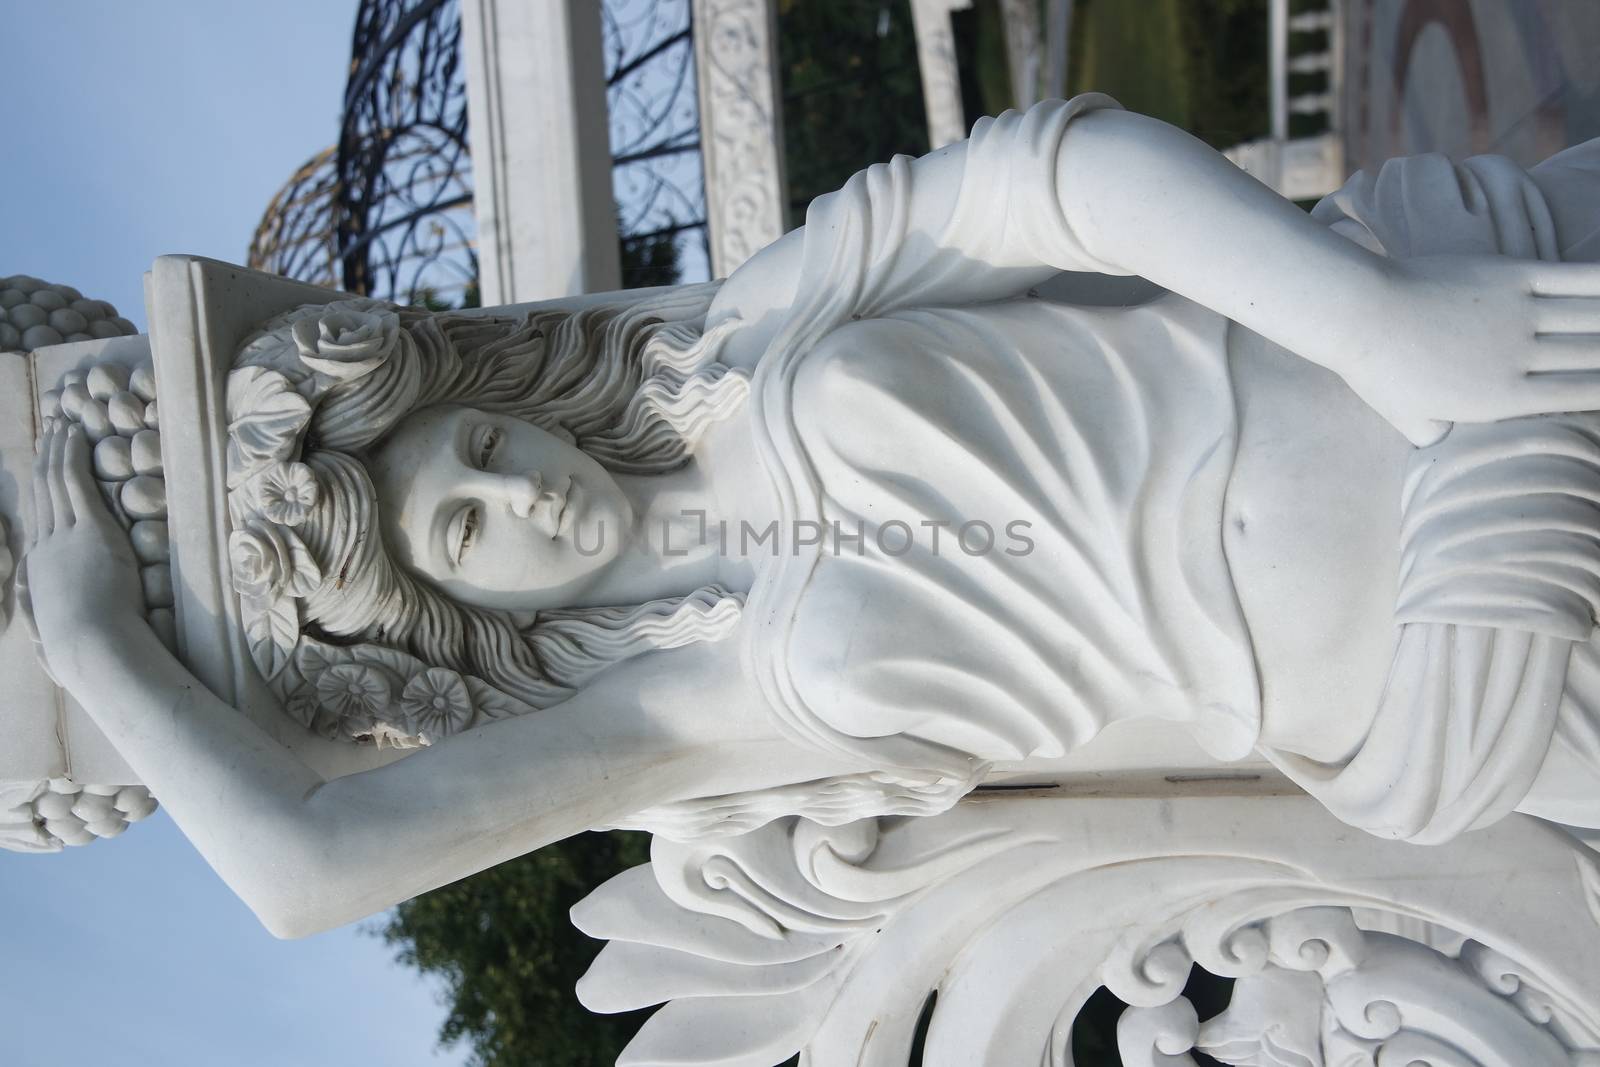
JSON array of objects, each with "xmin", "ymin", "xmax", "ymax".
[
  {"xmin": 249, "ymin": 0, "xmax": 709, "ymax": 303},
  {"xmin": 336, "ymin": 0, "xmax": 476, "ymax": 304}
]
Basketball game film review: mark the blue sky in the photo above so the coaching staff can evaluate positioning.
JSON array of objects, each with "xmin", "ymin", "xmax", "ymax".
[{"xmin": 2, "ymin": 3, "xmax": 469, "ymax": 1063}]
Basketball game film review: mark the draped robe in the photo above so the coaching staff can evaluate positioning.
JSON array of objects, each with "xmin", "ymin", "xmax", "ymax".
[{"xmin": 733, "ymin": 96, "xmax": 1600, "ymax": 841}]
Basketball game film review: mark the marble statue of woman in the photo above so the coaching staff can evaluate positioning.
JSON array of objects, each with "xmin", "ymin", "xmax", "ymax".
[{"xmin": 22, "ymin": 96, "xmax": 1600, "ymax": 936}]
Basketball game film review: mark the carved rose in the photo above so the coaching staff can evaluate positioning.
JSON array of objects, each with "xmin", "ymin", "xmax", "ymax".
[
  {"xmin": 255, "ymin": 462, "xmax": 320, "ymax": 527},
  {"xmin": 228, "ymin": 520, "xmax": 321, "ymax": 602},
  {"xmin": 291, "ymin": 304, "xmax": 400, "ymax": 381},
  {"xmin": 400, "ymin": 668, "xmax": 474, "ymax": 739}
]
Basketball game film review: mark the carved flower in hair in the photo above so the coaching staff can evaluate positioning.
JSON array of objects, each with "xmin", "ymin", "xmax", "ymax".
[
  {"xmin": 316, "ymin": 663, "xmax": 396, "ymax": 728},
  {"xmin": 400, "ymin": 668, "xmax": 475, "ymax": 740},
  {"xmin": 254, "ymin": 462, "xmax": 320, "ymax": 527},
  {"xmin": 228, "ymin": 519, "xmax": 321, "ymax": 603},
  {"xmin": 291, "ymin": 302, "xmax": 401, "ymax": 381},
  {"xmin": 226, "ymin": 367, "xmax": 312, "ymax": 490}
]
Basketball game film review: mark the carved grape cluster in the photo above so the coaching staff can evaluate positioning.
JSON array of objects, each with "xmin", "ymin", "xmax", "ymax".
[
  {"xmin": 26, "ymin": 779, "xmax": 158, "ymax": 848},
  {"xmin": 0, "ymin": 275, "xmax": 136, "ymax": 352},
  {"xmin": 40, "ymin": 359, "xmax": 175, "ymax": 652}
]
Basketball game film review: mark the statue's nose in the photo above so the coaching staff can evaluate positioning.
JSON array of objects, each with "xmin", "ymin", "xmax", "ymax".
[{"xmin": 476, "ymin": 470, "xmax": 544, "ymax": 518}]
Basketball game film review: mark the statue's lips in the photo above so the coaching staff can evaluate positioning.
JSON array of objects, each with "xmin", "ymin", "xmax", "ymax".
[{"xmin": 554, "ymin": 476, "xmax": 578, "ymax": 538}]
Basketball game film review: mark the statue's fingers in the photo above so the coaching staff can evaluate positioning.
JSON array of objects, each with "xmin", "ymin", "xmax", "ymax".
[
  {"xmin": 46, "ymin": 420, "xmax": 74, "ymax": 528},
  {"xmin": 1531, "ymin": 264, "xmax": 1600, "ymax": 299},
  {"xmin": 1523, "ymin": 370, "xmax": 1600, "ymax": 414},
  {"xmin": 1532, "ymin": 295, "xmax": 1600, "ymax": 337},
  {"xmin": 1527, "ymin": 335, "xmax": 1600, "ymax": 373},
  {"xmin": 61, "ymin": 423, "xmax": 97, "ymax": 522},
  {"xmin": 31, "ymin": 421, "xmax": 56, "ymax": 538}
]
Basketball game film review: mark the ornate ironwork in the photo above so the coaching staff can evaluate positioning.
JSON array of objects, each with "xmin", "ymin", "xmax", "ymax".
[
  {"xmin": 336, "ymin": 0, "xmax": 476, "ymax": 304},
  {"xmin": 247, "ymin": 147, "xmax": 342, "ymax": 289},
  {"xmin": 603, "ymin": 0, "xmax": 711, "ymax": 281},
  {"xmin": 250, "ymin": 0, "xmax": 710, "ymax": 301}
]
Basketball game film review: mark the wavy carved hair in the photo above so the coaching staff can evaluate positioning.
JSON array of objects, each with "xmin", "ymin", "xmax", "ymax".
[{"xmin": 271, "ymin": 285, "xmax": 749, "ymax": 711}]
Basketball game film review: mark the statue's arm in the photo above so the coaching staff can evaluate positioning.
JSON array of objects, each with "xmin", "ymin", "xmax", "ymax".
[
  {"xmin": 715, "ymin": 100, "xmax": 1600, "ymax": 444},
  {"xmin": 70, "ymin": 623, "xmax": 808, "ymax": 938},
  {"xmin": 29, "ymin": 423, "xmax": 849, "ymax": 937}
]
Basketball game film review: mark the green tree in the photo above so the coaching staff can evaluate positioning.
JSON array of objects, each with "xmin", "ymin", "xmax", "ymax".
[
  {"xmin": 379, "ymin": 830, "xmax": 653, "ymax": 1067},
  {"xmin": 777, "ymin": 0, "xmax": 930, "ymax": 219}
]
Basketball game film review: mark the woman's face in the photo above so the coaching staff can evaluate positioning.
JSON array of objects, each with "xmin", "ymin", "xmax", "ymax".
[{"xmin": 369, "ymin": 405, "xmax": 633, "ymax": 611}]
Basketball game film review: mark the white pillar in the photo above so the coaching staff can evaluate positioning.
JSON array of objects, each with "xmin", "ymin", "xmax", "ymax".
[
  {"xmin": 460, "ymin": 0, "xmax": 621, "ymax": 303},
  {"xmin": 1270, "ymin": 0, "xmax": 1290, "ymax": 142},
  {"xmin": 693, "ymin": 0, "xmax": 790, "ymax": 277},
  {"xmin": 910, "ymin": 0, "xmax": 974, "ymax": 150}
]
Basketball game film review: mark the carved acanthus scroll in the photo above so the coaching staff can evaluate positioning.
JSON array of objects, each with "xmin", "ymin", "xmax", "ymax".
[
  {"xmin": 573, "ymin": 795, "xmax": 1600, "ymax": 1066},
  {"xmin": 693, "ymin": 0, "xmax": 788, "ymax": 276}
]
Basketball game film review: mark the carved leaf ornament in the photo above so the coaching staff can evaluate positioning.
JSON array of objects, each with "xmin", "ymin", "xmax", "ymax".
[{"xmin": 225, "ymin": 367, "xmax": 312, "ymax": 489}]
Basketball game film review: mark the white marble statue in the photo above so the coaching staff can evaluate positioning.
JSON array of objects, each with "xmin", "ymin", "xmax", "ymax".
[{"xmin": 19, "ymin": 96, "xmax": 1600, "ymax": 938}]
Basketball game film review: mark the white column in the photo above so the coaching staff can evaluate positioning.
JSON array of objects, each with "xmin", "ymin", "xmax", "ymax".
[
  {"xmin": 1043, "ymin": 0, "xmax": 1075, "ymax": 100},
  {"xmin": 910, "ymin": 0, "xmax": 974, "ymax": 150},
  {"xmin": 1270, "ymin": 0, "xmax": 1290, "ymax": 142},
  {"xmin": 460, "ymin": 0, "xmax": 621, "ymax": 303},
  {"xmin": 998, "ymin": 0, "xmax": 1044, "ymax": 109},
  {"xmin": 693, "ymin": 0, "xmax": 790, "ymax": 277}
]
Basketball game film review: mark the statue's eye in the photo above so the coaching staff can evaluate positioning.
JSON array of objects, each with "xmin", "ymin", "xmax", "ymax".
[
  {"xmin": 477, "ymin": 427, "xmax": 501, "ymax": 468},
  {"xmin": 457, "ymin": 507, "xmax": 481, "ymax": 563}
]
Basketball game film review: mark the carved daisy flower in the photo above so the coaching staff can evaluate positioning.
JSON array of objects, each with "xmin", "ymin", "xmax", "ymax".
[
  {"xmin": 256, "ymin": 462, "xmax": 320, "ymax": 527},
  {"xmin": 316, "ymin": 663, "xmax": 394, "ymax": 727},
  {"xmin": 400, "ymin": 668, "xmax": 474, "ymax": 739}
]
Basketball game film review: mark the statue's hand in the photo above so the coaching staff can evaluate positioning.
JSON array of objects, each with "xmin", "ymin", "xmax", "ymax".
[
  {"xmin": 26, "ymin": 420, "xmax": 145, "ymax": 685},
  {"xmin": 1341, "ymin": 255, "xmax": 1600, "ymax": 446}
]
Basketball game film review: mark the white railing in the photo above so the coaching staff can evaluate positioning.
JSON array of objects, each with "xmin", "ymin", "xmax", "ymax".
[{"xmin": 1229, "ymin": 0, "xmax": 1346, "ymax": 201}]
